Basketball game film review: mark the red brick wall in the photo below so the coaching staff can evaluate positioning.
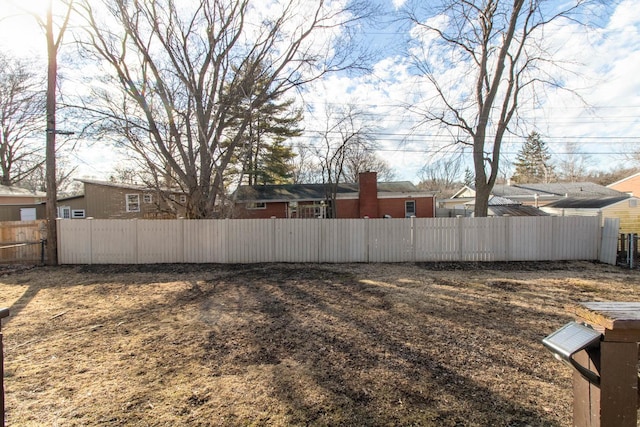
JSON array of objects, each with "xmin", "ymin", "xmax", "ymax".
[
  {"xmin": 234, "ymin": 194, "xmax": 435, "ymax": 219},
  {"xmin": 378, "ymin": 197, "xmax": 434, "ymax": 218},
  {"xmin": 236, "ymin": 202, "xmax": 287, "ymax": 218},
  {"xmin": 336, "ymin": 199, "xmax": 359, "ymax": 218},
  {"xmin": 358, "ymin": 172, "xmax": 378, "ymax": 218}
]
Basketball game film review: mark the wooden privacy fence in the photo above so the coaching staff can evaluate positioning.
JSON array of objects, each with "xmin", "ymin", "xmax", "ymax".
[
  {"xmin": 58, "ymin": 216, "xmax": 603, "ymax": 264},
  {"xmin": 0, "ymin": 220, "xmax": 46, "ymax": 263}
]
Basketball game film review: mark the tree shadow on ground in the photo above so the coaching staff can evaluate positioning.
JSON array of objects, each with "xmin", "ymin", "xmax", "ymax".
[{"xmin": 198, "ymin": 264, "xmax": 566, "ymax": 426}]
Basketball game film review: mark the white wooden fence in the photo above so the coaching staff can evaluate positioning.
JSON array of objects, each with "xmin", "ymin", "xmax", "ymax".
[
  {"xmin": 599, "ymin": 217, "xmax": 620, "ymax": 265},
  {"xmin": 57, "ymin": 216, "xmax": 603, "ymax": 264}
]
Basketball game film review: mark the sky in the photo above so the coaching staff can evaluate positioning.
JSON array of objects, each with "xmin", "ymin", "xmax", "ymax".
[{"xmin": 0, "ymin": 0, "xmax": 639, "ymax": 185}]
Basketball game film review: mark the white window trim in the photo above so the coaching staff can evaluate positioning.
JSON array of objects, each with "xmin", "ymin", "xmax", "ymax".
[
  {"xmin": 247, "ymin": 202, "xmax": 267, "ymax": 210},
  {"xmin": 126, "ymin": 194, "xmax": 141, "ymax": 212},
  {"xmin": 143, "ymin": 193, "xmax": 153, "ymax": 204},
  {"xmin": 58, "ymin": 206, "xmax": 71, "ymax": 219},
  {"xmin": 405, "ymin": 200, "xmax": 416, "ymax": 218},
  {"xmin": 71, "ymin": 209, "xmax": 86, "ymax": 219}
]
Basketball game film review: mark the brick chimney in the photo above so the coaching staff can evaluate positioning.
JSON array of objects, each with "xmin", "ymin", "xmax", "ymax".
[{"xmin": 358, "ymin": 171, "xmax": 378, "ymax": 218}]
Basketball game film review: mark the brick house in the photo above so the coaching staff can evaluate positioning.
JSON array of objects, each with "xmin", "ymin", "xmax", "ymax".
[{"xmin": 234, "ymin": 172, "xmax": 436, "ymax": 219}]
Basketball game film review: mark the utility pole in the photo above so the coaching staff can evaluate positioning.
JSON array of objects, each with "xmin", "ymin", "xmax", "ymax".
[
  {"xmin": 40, "ymin": 0, "xmax": 72, "ymax": 265},
  {"xmin": 44, "ymin": 2, "xmax": 58, "ymax": 265},
  {"xmin": 45, "ymin": 0, "xmax": 58, "ymax": 265}
]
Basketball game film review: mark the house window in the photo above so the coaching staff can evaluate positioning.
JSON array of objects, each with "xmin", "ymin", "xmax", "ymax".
[
  {"xmin": 405, "ymin": 200, "xmax": 416, "ymax": 218},
  {"xmin": 126, "ymin": 194, "xmax": 141, "ymax": 212},
  {"xmin": 58, "ymin": 206, "xmax": 71, "ymax": 219},
  {"xmin": 630, "ymin": 199, "xmax": 638, "ymax": 208},
  {"xmin": 179, "ymin": 195, "xmax": 187, "ymax": 204},
  {"xmin": 71, "ymin": 209, "xmax": 86, "ymax": 219},
  {"xmin": 298, "ymin": 201, "xmax": 327, "ymax": 218},
  {"xmin": 247, "ymin": 202, "xmax": 267, "ymax": 210},
  {"xmin": 20, "ymin": 208, "xmax": 37, "ymax": 221},
  {"xmin": 143, "ymin": 194, "xmax": 153, "ymax": 204}
]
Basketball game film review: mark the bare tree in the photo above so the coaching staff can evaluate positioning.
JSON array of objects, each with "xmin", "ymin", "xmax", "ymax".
[
  {"xmin": 343, "ymin": 147, "xmax": 395, "ymax": 183},
  {"xmin": 17, "ymin": 155, "xmax": 77, "ymax": 195},
  {"xmin": 0, "ymin": 53, "xmax": 46, "ymax": 187},
  {"xmin": 74, "ymin": 0, "xmax": 374, "ymax": 218},
  {"xmin": 404, "ymin": 0, "xmax": 603, "ymax": 216},
  {"xmin": 556, "ymin": 141, "xmax": 591, "ymax": 182},
  {"xmin": 313, "ymin": 104, "xmax": 377, "ymax": 217},
  {"xmin": 290, "ymin": 141, "xmax": 322, "ymax": 184},
  {"xmin": 418, "ymin": 155, "xmax": 463, "ymax": 197}
]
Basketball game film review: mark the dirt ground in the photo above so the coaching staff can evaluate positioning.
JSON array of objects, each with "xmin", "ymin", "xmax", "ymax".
[{"xmin": 1, "ymin": 261, "xmax": 640, "ymax": 426}]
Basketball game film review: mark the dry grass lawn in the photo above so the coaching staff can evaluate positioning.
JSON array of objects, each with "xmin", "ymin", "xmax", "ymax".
[{"xmin": 1, "ymin": 261, "xmax": 640, "ymax": 426}]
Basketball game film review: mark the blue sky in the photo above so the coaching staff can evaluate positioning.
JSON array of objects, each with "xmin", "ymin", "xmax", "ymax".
[
  {"xmin": 1, "ymin": 0, "xmax": 639, "ymax": 184},
  {"xmin": 296, "ymin": 0, "xmax": 640, "ymax": 182}
]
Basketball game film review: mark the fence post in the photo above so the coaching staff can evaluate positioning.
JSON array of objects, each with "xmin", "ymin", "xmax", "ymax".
[
  {"xmin": 504, "ymin": 215, "xmax": 510, "ymax": 262},
  {"xmin": 629, "ymin": 233, "xmax": 638, "ymax": 266},
  {"xmin": 457, "ymin": 216, "xmax": 464, "ymax": 261},
  {"xmin": 365, "ymin": 217, "xmax": 370, "ymax": 263},
  {"xmin": 271, "ymin": 217, "xmax": 277, "ymax": 263},
  {"xmin": 1, "ymin": 307, "xmax": 9, "ymax": 427},
  {"xmin": 411, "ymin": 216, "xmax": 416, "ymax": 262}
]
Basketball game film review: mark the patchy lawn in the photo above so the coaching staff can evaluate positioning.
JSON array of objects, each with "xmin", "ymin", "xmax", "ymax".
[{"xmin": 1, "ymin": 261, "xmax": 639, "ymax": 426}]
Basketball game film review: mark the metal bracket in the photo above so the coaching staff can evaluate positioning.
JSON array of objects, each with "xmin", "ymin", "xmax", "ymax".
[{"xmin": 543, "ymin": 321, "xmax": 602, "ymax": 385}]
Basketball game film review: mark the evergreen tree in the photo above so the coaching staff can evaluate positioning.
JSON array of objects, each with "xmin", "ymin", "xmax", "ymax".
[
  {"xmin": 463, "ymin": 167, "xmax": 474, "ymax": 187},
  {"xmin": 225, "ymin": 61, "xmax": 302, "ymax": 186},
  {"xmin": 260, "ymin": 139, "xmax": 297, "ymax": 185},
  {"xmin": 512, "ymin": 132, "xmax": 555, "ymax": 184}
]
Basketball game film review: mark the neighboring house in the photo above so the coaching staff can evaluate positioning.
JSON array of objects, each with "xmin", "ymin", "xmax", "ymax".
[
  {"xmin": 56, "ymin": 195, "xmax": 88, "ymax": 219},
  {"xmin": 448, "ymin": 195, "xmax": 548, "ymax": 217},
  {"xmin": 607, "ymin": 172, "xmax": 640, "ymax": 197},
  {"xmin": 0, "ymin": 184, "xmax": 47, "ymax": 221},
  {"xmin": 57, "ymin": 179, "xmax": 187, "ymax": 219},
  {"xmin": 442, "ymin": 182, "xmax": 627, "ymax": 210},
  {"xmin": 234, "ymin": 171, "xmax": 436, "ymax": 219},
  {"xmin": 541, "ymin": 195, "xmax": 640, "ymax": 234},
  {"xmin": 485, "ymin": 196, "xmax": 549, "ymax": 217}
]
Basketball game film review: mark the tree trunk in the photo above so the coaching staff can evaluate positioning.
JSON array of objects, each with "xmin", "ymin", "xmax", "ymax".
[{"xmin": 473, "ymin": 132, "xmax": 490, "ymax": 217}]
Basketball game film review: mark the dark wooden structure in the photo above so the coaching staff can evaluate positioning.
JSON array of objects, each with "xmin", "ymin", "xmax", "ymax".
[
  {"xmin": 618, "ymin": 233, "xmax": 639, "ymax": 267},
  {"xmin": 0, "ymin": 307, "xmax": 8, "ymax": 427},
  {"xmin": 573, "ymin": 302, "xmax": 640, "ymax": 426}
]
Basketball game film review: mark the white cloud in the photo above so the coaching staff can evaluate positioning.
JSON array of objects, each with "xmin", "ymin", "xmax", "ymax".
[
  {"xmin": 392, "ymin": 0, "xmax": 407, "ymax": 10},
  {"xmin": 4, "ymin": 0, "xmax": 640, "ymax": 184}
]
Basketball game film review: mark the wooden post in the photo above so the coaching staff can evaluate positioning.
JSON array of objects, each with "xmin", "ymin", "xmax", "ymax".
[
  {"xmin": 1, "ymin": 307, "xmax": 9, "ymax": 427},
  {"xmin": 573, "ymin": 303, "xmax": 640, "ymax": 427}
]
